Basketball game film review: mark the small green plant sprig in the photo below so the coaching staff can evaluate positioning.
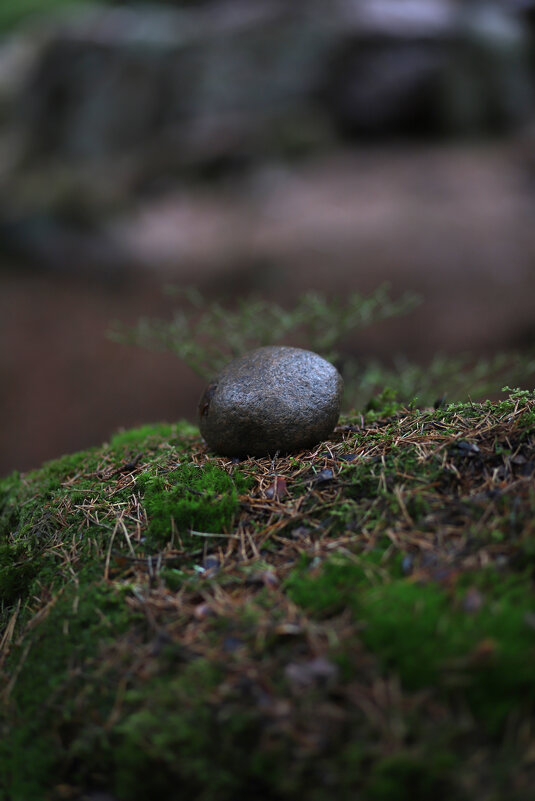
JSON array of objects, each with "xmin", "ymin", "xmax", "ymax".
[
  {"xmin": 353, "ymin": 351, "xmax": 535, "ymax": 412},
  {"xmin": 111, "ymin": 285, "xmax": 535, "ymax": 409},
  {"xmin": 111, "ymin": 284, "xmax": 419, "ymax": 377}
]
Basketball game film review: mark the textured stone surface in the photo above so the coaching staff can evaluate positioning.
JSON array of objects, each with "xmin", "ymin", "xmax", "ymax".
[{"xmin": 198, "ymin": 346, "xmax": 343, "ymax": 457}]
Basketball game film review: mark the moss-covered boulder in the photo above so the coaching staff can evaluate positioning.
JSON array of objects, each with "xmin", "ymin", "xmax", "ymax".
[{"xmin": 1, "ymin": 391, "xmax": 535, "ymax": 801}]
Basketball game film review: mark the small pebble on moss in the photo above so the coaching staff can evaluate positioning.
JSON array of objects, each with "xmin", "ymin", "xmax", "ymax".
[{"xmin": 198, "ymin": 346, "xmax": 343, "ymax": 457}]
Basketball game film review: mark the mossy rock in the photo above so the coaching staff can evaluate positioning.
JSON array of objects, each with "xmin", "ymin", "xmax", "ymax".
[{"xmin": 1, "ymin": 393, "xmax": 535, "ymax": 801}]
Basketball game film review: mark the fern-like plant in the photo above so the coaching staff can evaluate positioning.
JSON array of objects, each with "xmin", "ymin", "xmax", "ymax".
[{"xmin": 110, "ymin": 285, "xmax": 535, "ymax": 409}]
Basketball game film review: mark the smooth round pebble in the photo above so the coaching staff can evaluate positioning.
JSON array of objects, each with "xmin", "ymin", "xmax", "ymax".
[{"xmin": 198, "ymin": 346, "xmax": 343, "ymax": 457}]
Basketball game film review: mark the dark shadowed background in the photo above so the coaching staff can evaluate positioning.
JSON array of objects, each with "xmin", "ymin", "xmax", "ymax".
[{"xmin": 1, "ymin": 0, "xmax": 535, "ymax": 476}]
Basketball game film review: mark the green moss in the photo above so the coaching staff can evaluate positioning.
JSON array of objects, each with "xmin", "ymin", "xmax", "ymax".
[
  {"xmin": 0, "ymin": 422, "xmax": 213, "ymax": 618},
  {"xmin": 367, "ymin": 751, "xmax": 458, "ymax": 801},
  {"xmin": 1, "ymin": 396, "xmax": 535, "ymax": 799},
  {"xmin": 364, "ymin": 387, "xmax": 408, "ymax": 422},
  {"xmin": 342, "ymin": 444, "xmax": 440, "ymax": 517},
  {"xmin": 113, "ymin": 662, "xmax": 225, "ymax": 800},
  {"xmin": 1, "ymin": 447, "xmax": 103, "ymax": 543},
  {"xmin": 111, "ymin": 657, "xmax": 308, "ymax": 801},
  {"xmin": 0, "ymin": 577, "xmax": 138, "ymax": 799},
  {"xmin": 284, "ymin": 553, "xmax": 387, "ymax": 617},
  {"xmin": 286, "ymin": 557, "xmax": 535, "ymax": 730},
  {"xmin": 109, "ymin": 420, "xmax": 198, "ymax": 450},
  {"xmin": 0, "ymin": 471, "xmax": 22, "ymax": 540},
  {"xmin": 430, "ymin": 388, "xmax": 535, "ymax": 430},
  {"xmin": 0, "ymin": 543, "xmax": 40, "ymax": 607},
  {"xmin": 0, "ymin": 449, "xmax": 119, "ymax": 627},
  {"xmin": 140, "ymin": 462, "xmax": 252, "ymax": 548},
  {"xmin": 0, "ymin": 419, "xmax": 201, "ymax": 542}
]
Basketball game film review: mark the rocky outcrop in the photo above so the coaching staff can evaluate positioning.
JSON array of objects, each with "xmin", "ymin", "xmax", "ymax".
[
  {"xmin": 0, "ymin": 0, "xmax": 532, "ymax": 272},
  {"xmin": 2, "ymin": 1, "xmax": 534, "ymax": 179}
]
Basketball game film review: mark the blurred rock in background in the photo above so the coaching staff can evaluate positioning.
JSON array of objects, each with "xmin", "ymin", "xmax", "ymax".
[{"xmin": 1, "ymin": 0, "xmax": 535, "ymax": 475}]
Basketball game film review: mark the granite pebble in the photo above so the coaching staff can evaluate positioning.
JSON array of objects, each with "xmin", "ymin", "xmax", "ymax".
[{"xmin": 198, "ymin": 346, "xmax": 343, "ymax": 457}]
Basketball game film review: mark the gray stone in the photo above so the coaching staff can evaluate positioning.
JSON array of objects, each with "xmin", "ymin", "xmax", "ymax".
[{"xmin": 198, "ymin": 346, "xmax": 343, "ymax": 457}]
